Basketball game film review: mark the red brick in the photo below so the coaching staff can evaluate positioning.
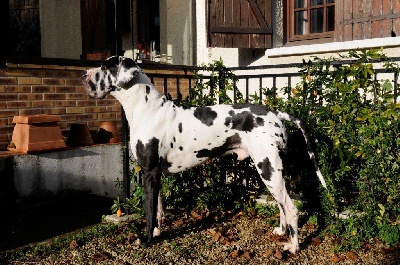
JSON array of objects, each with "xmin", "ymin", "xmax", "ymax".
[
  {"xmin": 0, "ymin": 118, "xmax": 9, "ymax": 126},
  {"xmin": 18, "ymin": 109, "xmax": 44, "ymax": 116},
  {"xmin": 44, "ymin": 108, "xmax": 66, "ymax": 115},
  {"xmin": 43, "ymin": 78, "xmax": 65, "ymax": 85},
  {"xmin": 98, "ymin": 113, "xmax": 116, "ymax": 120},
  {"xmin": 7, "ymin": 101, "xmax": 32, "ymax": 108},
  {"xmin": 32, "ymin": 85, "xmax": 55, "ymax": 93},
  {"xmin": 0, "ymin": 77, "xmax": 18, "ymax": 85},
  {"xmin": 4, "ymin": 85, "xmax": 32, "ymax": 93},
  {"xmin": 18, "ymin": 93, "xmax": 43, "ymax": 100},
  {"xmin": 18, "ymin": 77, "xmax": 42, "ymax": 85},
  {"xmin": 0, "ymin": 110, "xmax": 18, "ymax": 117},
  {"xmin": 96, "ymin": 99, "xmax": 116, "ymax": 106},
  {"xmin": 44, "ymin": 93, "xmax": 67, "ymax": 100},
  {"xmin": 87, "ymin": 106, "xmax": 107, "ymax": 113},
  {"xmin": 66, "ymin": 107, "xmax": 86, "ymax": 114},
  {"xmin": 0, "ymin": 102, "xmax": 6, "ymax": 108},
  {"xmin": 77, "ymin": 100, "xmax": 96, "ymax": 107},
  {"xmin": 55, "ymin": 101, "xmax": 77, "ymax": 107},
  {"xmin": 66, "ymin": 93, "xmax": 87, "ymax": 100},
  {"xmin": 32, "ymin": 101, "xmax": 55, "ymax": 108},
  {"xmin": 56, "ymin": 86, "xmax": 77, "ymax": 93},
  {"xmin": 106, "ymin": 105, "xmax": 121, "ymax": 112},
  {"xmin": 77, "ymin": 114, "xmax": 98, "ymax": 121},
  {"xmin": 0, "ymin": 94, "xmax": 18, "ymax": 101},
  {"xmin": 60, "ymin": 115, "xmax": 78, "ymax": 122},
  {"xmin": 0, "ymin": 126, "xmax": 14, "ymax": 134},
  {"xmin": 54, "ymin": 71, "xmax": 74, "ymax": 78},
  {"xmin": 66, "ymin": 79, "xmax": 83, "ymax": 86}
]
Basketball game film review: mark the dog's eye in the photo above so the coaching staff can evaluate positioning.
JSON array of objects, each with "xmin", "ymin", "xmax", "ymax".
[{"xmin": 101, "ymin": 65, "xmax": 107, "ymax": 70}]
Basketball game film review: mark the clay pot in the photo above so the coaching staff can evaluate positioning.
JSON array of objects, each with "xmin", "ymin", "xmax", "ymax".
[
  {"xmin": 67, "ymin": 123, "xmax": 93, "ymax": 147},
  {"xmin": 8, "ymin": 115, "xmax": 66, "ymax": 153},
  {"xmin": 96, "ymin": 121, "xmax": 121, "ymax": 143}
]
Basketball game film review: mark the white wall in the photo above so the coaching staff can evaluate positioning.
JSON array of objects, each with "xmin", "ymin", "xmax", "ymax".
[{"xmin": 40, "ymin": 0, "xmax": 82, "ymax": 59}]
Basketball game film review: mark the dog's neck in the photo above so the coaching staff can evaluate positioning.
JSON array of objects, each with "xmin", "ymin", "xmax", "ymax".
[{"xmin": 111, "ymin": 71, "xmax": 171, "ymax": 128}]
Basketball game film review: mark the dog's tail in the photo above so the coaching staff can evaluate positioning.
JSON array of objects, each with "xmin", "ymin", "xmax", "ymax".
[{"xmin": 275, "ymin": 111, "xmax": 327, "ymax": 189}]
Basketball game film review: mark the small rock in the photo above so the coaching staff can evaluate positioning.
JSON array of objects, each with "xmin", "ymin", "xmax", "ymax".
[
  {"xmin": 212, "ymin": 232, "xmax": 221, "ymax": 242},
  {"xmin": 274, "ymin": 249, "xmax": 283, "ymax": 260},
  {"xmin": 262, "ymin": 249, "xmax": 273, "ymax": 258},
  {"xmin": 330, "ymin": 254, "xmax": 345, "ymax": 263},
  {"xmin": 347, "ymin": 251, "xmax": 359, "ymax": 261},
  {"xmin": 253, "ymin": 228, "xmax": 264, "ymax": 236},
  {"xmin": 92, "ymin": 252, "xmax": 109, "ymax": 261},
  {"xmin": 311, "ymin": 237, "xmax": 322, "ymax": 246},
  {"xmin": 229, "ymin": 249, "xmax": 240, "ymax": 258},
  {"xmin": 241, "ymin": 250, "xmax": 252, "ymax": 260},
  {"xmin": 69, "ymin": 240, "xmax": 79, "ymax": 250}
]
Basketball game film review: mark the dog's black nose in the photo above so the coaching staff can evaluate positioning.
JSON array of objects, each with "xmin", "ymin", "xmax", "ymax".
[{"xmin": 81, "ymin": 70, "xmax": 88, "ymax": 79}]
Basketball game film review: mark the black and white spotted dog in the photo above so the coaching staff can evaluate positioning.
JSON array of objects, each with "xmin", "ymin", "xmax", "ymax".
[{"xmin": 82, "ymin": 56, "xmax": 327, "ymax": 253}]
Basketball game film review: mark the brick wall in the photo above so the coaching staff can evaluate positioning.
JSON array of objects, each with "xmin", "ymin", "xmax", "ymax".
[{"xmin": 0, "ymin": 63, "xmax": 193, "ymax": 150}]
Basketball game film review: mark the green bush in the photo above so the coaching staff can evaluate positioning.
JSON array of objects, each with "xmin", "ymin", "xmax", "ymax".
[{"xmin": 263, "ymin": 48, "xmax": 400, "ymax": 249}]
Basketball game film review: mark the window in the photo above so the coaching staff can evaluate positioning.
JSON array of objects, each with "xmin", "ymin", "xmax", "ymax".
[
  {"xmin": 8, "ymin": 0, "xmax": 41, "ymax": 57},
  {"xmin": 288, "ymin": 0, "xmax": 335, "ymax": 42}
]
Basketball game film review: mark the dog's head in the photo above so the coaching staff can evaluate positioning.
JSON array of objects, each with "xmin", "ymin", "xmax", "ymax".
[{"xmin": 82, "ymin": 56, "xmax": 140, "ymax": 99}]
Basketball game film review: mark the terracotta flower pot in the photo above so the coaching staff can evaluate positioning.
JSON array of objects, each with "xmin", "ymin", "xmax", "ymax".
[
  {"xmin": 8, "ymin": 114, "xmax": 66, "ymax": 153},
  {"xmin": 96, "ymin": 121, "xmax": 121, "ymax": 143},
  {"xmin": 67, "ymin": 123, "xmax": 93, "ymax": 147}
]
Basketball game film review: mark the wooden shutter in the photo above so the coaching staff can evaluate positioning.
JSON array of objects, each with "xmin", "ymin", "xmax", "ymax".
[
  {"xmin": 337, "ymin": 0, "xmax": 400, "ymax": 41},
  {"xmin": 208, "ymin": 0, "xmax": 272, "ymax": 49}
]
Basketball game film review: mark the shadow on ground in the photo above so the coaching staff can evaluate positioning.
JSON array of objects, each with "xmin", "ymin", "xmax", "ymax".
[{"xmin": 0, "ymin": 192, "xmax": 113, "ymax": 252}]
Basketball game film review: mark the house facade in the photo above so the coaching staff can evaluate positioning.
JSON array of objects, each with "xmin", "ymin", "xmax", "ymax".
[
  {"xmin": 1, "ymin": 0, "xmax": 400, "ymax": 150},
  {"xmin": 2, "ymin": 1, "xmax": 400, "ymax": 67}
]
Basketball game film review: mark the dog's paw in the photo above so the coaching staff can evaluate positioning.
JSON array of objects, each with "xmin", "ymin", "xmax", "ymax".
[
  {"xmin": 273, "ymin": 226, "xmax": 287, "ymax": 236},
  {"xmin": 283, "ymin": 242, "xmax": 299, "ymax": 254},
  {"xmin": 153, "ymin": 227, "xmax": 161, "ymax": 237}
]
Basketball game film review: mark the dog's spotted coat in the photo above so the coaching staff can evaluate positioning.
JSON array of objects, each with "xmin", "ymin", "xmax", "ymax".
[{"xmin": 82, "ymin": 56, "xmax": 327, "ymax": 254}]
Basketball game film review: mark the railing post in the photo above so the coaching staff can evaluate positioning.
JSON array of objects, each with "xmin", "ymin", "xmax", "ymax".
[
  {"xmin": 394, "ymin": 71, "xmax": 398, "ymax": 104},
  {"xmin": 259, "ymin": 77, "xmax": 263, "ymax": 105},
  {"xmin": 115, "ymin": 0, "xmax": 130, "ymax": 209}
]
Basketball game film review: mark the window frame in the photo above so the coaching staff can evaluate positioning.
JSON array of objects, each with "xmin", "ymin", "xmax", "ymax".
[{"xmin": 287, "ymin": 0, "xmax": 335, "ymax": 43}]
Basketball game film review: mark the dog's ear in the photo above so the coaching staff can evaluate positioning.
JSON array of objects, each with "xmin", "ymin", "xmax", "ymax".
[{"xmin": 115, "ymin": 57, "xmax": 140, "ymax": 88}]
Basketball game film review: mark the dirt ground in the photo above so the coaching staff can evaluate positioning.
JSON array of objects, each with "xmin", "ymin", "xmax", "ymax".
[{"xmin": 1, "ymin": 193, "xmax": 400, "ymax": 264}]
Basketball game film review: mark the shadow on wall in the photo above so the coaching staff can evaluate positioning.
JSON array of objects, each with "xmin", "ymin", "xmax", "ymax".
[
  {"xmin": 238, "ymin": 49, "xmax": 266, "ymax": 67},
  {"xmin": 0, "ymin": 157, "xmax": 18, "ymax": 210}
]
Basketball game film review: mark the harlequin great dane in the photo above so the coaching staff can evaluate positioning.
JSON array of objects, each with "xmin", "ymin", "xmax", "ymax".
[{"xmin": 82, "ymin": 56, "xmax": 327, "ymax": 254}]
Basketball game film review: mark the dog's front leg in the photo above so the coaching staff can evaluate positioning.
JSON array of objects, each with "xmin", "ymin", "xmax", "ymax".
[{"xmin": 142, "ymin": 167, "xmax": 161, "ymax": 247}]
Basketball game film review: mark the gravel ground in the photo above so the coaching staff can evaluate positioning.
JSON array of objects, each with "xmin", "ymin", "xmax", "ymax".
[{"xmin": 3, "ymin": 211, "xmax": 400, "ymax": 265}]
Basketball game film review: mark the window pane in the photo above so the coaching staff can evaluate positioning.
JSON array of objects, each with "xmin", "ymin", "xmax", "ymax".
[
  {"xmin": 295, "ymin": 0, "xmax": 305, "ymax": 8},
  {"xmin": 311, "ymin": 0, "xmax": 324, "ymax": 6},
  {"xmin": 295, "ymin": 11, "xmax": 306, "ymax": 35},
  {"xmin": 310, "ymin": 8, "xmax": 323, "ymax": 33},
  {"xmin": 327, "ymin": 6, "xmax": 335, "ymax": 31},
  {"xmin": 327, "ymin": 0, "xmax": 335, "ymax": 3}
]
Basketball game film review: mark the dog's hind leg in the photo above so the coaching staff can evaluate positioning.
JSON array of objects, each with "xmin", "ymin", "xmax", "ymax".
[{"xmin": 256, "ymin": 154, "xmax": 299, "ymax": 254}]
